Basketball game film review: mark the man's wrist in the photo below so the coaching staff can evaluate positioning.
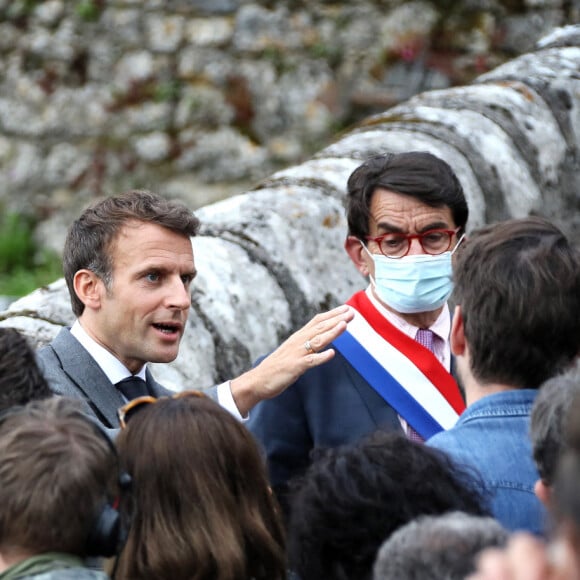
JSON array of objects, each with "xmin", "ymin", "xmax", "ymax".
[{"xmin": 229, "ymin": 369, "xmax": 263, "ymax": 418}]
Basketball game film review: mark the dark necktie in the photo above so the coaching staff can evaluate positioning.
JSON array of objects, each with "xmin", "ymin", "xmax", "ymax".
[
  {"xmin": 407, "ymin": 329, "xmax": 436, "ymax": 443},
  {"xmin": 116, "ymin": 376, "xmax": 149, "ymax": 400}
]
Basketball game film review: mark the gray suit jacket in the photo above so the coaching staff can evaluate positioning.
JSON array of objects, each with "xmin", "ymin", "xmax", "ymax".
[{"xmin": 37, "ymin": 327, "xmax": 218, "ymax": 429}]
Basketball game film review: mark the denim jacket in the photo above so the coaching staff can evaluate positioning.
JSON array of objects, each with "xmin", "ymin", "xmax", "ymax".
[{"xmin": 427, "ymin": 389, "xmax": 547, "ymax": 536}]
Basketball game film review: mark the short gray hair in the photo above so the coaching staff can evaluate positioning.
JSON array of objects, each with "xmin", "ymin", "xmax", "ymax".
[
  {"xmin": 373, "ymin": 511, "xmax": 508, "ymax": 580},
  {"xmin": 530, "ymin": 361, "xmax": 580, "ymax": 485}
]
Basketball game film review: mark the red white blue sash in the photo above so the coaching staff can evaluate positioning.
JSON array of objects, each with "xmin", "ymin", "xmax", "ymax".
[{"xmin": 332, "ymin": 291, "xmax": 465, "ymax": 439}]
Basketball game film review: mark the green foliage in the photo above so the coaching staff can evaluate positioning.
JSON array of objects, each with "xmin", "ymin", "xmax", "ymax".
[
  {"xmin": 0, "ymin": 213, "xmax": 35, "ymax": 272},
  {"xmin": 308, "ymin": 42, "xmax": 343, "ymax": 67},
  {"xmin": 5, "ymin": 0, "xmax": 39, "ymax": 21},
  {"xmin": 262, "ymin": 46, "xmax": 291, "ymax": 74},
  {"xmin": 75, "ymin": 0, "xmax": 102, "ymax": 22},
  {"xmin": 0, "ymin": 212, "xmax": 62, "ymax": 298},
  {"xmin": 154, "ymin": 80, "xmax": 182, "ymax": 103}
]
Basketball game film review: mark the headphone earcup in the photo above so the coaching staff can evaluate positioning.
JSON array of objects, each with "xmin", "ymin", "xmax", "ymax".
[
  {"xmin": 86, "ymin": 503, "xmax": 122, "ymax": 558},
  {"xmin": 80, "ymin": 419, "xmax": 133, "ymax": 558}
]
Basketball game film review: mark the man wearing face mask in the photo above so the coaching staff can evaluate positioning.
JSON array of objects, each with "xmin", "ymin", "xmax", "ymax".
[{"xmin": 247, "ymin": 151, "xmax": 468, "ymax": 513}]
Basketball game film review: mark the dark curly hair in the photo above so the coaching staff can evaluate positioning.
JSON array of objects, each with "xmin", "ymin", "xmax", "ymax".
[
  {"xmin": 287, "ymin": 430, "xmax": 489, "ymax": 580},
  {"xmin": 0, "ymin": 328, "xmax": 52, "ymax": 412}
]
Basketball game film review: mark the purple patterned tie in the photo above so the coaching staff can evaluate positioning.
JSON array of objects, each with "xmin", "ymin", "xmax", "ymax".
[
  {"xmin": 415, "ymin": 328, "xmax": 434, "ymax": 352},
  {"xmin": 407, "ymin": 329, "xmax": 436, "ymax": 443}
]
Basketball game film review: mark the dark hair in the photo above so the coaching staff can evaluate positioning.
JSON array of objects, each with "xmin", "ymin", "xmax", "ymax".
[
  {"xmin": 531, "ymin": 362, "xmax": 580, "ymax": 486},
  {"xmin": 0, "ymin": 398, "xmax": 118, "ymax": 558},
  {"xmin": 345, "ymin": 151, "xmax": 468, "ymax": 240},
  {"xmin": 553, "ymin": 391, "xmax": 580, "ymax": 530},
  {"xmin": 287, "ymin": 431, "xmax": 488, "ymax": 580},
  {"xmin": 453, "ymin": 216, "xmax": 580, "ymax": 390},
  {"xmin": 114, "ymin": 394, "xmax": 286, "ymax": 580},
  {"xmin": 373, "ymin": 511, "xmax": 508, "ymax": 580},
  {"xmin": 63, "ymin": 190, "xmax": 200, "ymax": 317},
  {"xmin": 0, "ymin": 327, "xmax": 52, "ymax": 412}
]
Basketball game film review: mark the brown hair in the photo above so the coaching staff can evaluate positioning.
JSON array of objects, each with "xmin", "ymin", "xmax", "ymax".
[
  {"xmin": 0, "ymin": 398, "xmax": 118, "ymax": 558},
  {"xmin": 345, "ymin": 151, "xmax": 468, "ymax": 240},
  {"xmin": 114, "ymin": 395, "xmax": 286, "ymax": 580},
  {"xmin": 453, "ymin": 216, "xmax": 580, "ymax": 390},
  {"xmin": 63, "ymin": 190, "xmax": 200, "ymax": 317}
]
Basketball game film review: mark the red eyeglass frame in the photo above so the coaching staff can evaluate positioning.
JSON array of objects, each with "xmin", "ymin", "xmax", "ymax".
[{"xmin": 365, "ymin": 227, "xmax": 460, "ymax": 258}]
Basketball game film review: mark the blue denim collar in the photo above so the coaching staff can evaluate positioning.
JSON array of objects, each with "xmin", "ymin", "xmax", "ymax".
[{"xmin": 457, "ymin": 389, "xmax": 538, "ymax": 424}]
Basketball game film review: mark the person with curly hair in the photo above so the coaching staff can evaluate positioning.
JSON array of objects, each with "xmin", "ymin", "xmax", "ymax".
[
  {"xmin": 286, "ymin": 430, "xmax": 488, "ymax": 580},
  {"xmin": 0, "ymin": 327, "xmax": 52, "ymax": 412}
]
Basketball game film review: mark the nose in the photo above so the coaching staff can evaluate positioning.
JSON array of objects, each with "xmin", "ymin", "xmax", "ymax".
[
  {"xmin": 167, "ymin": 276, "xmax": 192, "ymax": 311},
  {"xmin": 407, "ymin": 237, "xmax": 425, "ymax": 256}
]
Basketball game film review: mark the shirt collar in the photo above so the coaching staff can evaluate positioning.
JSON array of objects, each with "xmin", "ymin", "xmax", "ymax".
[
  {"xmin": 365, "ymin": 285, "xmax": 450, "ymax": 341},
  {"xmin": 70, "ymin": 320, "xmax": 147, "ymax": 384}
]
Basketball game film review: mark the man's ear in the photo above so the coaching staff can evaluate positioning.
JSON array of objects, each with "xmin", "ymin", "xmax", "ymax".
[
  {"xmin": 73, "ymin": 269, "xmax": 105, "ymax": 311},
  {"xmin": 345, "ymin": 236, "xmax": 370, "ymax": 277},
  {"xmin": 534, "ymin": 479, "xmax": 551, "ymax": 508},
  {"xmin": 450, "ymin": 305, "xmax": 466, "ymax": 356}
]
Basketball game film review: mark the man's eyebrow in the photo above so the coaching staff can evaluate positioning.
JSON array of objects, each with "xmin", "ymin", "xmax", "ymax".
[
  {"xmin": 373, "ymin": 220, "xmax": 451, "ymax": 234},
  {"xmin": 134, "ymin": 263, "xmax": 197, "ymax": 276},
  {"xmin": 373, "ymin": 220, "xmax": 405, "ymax": 234},
  {"xmin": 417, "ymin": 221, "xmax": 451, "ymax": 233},
  {"xmin": 371, "ymin": 216, "xmax": 405, "ymax": 234}
]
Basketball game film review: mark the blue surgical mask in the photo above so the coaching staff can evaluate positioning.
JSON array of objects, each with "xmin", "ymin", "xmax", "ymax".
[{"xmin": 363, "ymin": 236, "xmax": 464, "ymax": 314}]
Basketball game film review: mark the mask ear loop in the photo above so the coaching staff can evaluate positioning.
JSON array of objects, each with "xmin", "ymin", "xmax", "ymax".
[
  {"xmin": 359, "ymin": 239, "xmax": 372, "ymax": 258},
  {"xmin": 451, "ymin": 233, "xmax": 466, "ymax": 255},
  {"xmin": 359, "ymin": 239, "xmax": 380, "ymax": 289}
]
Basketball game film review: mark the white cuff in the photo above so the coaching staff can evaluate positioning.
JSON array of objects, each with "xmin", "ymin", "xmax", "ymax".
[{"xmin": 216, "ymin": 380, "xmax": 249, "ymax": 422}]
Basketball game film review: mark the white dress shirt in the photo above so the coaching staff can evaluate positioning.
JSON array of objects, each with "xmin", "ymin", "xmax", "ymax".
[{"xmin": 70, "ymin": 320, "xmax": 243, "ymax": 419}]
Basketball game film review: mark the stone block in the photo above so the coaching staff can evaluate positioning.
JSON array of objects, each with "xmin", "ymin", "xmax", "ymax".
[
  {"xmin": 185, "ymin": 17, "xmax": 234, "ymax": 47},
  {"xmin": 145, "ymin": 14, "xmax": 185, "ymax": 53},
  {"xmin": 132, "ymin": 131, "xmax": 172, "ymax": 162}
]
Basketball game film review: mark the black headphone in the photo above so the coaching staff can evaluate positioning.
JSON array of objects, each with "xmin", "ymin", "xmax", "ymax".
[
  {"xmin": 0, "ymin": 404, "xmax": 132, "ymax": 558},
  {"xmin": 83, "ymin": 420, "xmax": 132, "ymax": 558}
]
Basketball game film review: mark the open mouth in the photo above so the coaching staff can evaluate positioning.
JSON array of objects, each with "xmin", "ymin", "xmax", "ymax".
[{"xmin": 152, "ymin": 323, "xmax": 181, "ymax": 335}]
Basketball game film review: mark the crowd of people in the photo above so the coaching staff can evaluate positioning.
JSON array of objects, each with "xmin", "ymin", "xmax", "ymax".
[{"xmin": 0, "ymin": 150, "xmax": 579, "ymax": 579}]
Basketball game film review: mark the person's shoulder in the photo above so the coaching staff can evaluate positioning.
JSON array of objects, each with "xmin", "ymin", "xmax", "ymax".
[
  {"xmin": 427, "ymin": 425, "xmax": 463, "ymax": 450},
  {"xmin": 37, "ymin": 327, "xmax": 73, "ymax": 358}
]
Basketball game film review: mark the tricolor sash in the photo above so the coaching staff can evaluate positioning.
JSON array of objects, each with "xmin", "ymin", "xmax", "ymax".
[{"xmin": 332, "ymin": 291, "xmax": 465, "ymax": 440}]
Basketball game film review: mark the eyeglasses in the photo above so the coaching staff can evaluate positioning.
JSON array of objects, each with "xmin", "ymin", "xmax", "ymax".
[
  {"xmin": 365, "ymin": 228, "xmax": 460, "ymax": 259},
  {"xmin": 117, "ymin": 390, "xmax": 206, "ymax": 429}
]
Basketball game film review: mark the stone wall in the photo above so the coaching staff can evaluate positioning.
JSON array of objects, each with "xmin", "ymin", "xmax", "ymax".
[
  {"xmin": 1, "ymin": 24, "xmax": 579, "ymax": 391},
  {"xmin": 1, "ymin": 0, "xmax": 578, "ymax": 251}
]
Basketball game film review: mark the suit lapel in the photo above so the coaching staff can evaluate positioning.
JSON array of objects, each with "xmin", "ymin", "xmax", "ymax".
[
  {"xmin": 51, "ymin": 329, "xmax": 125, "ymax": 427},
  {"xmin": 145, "ymin": 368, "xmax": 172, "ymax": 398},
  {"xmin": 337, "ymin": 351, "xmax": 403, "ymax": 433}
]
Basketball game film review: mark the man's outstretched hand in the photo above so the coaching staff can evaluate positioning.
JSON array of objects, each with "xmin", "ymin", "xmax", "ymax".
[{"xmin": 230, "ymin": 305, "xmax": 354, "ymax": 417}]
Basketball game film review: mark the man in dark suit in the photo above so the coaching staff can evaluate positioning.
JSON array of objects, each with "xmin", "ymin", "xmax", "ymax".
[
  {"xmin": 248, "ymin": 151, "xmax": 468, "ymax": 507},
  {"xmin": 37, "ymin": 189, "xmax": 353, "ymax": 428}
]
